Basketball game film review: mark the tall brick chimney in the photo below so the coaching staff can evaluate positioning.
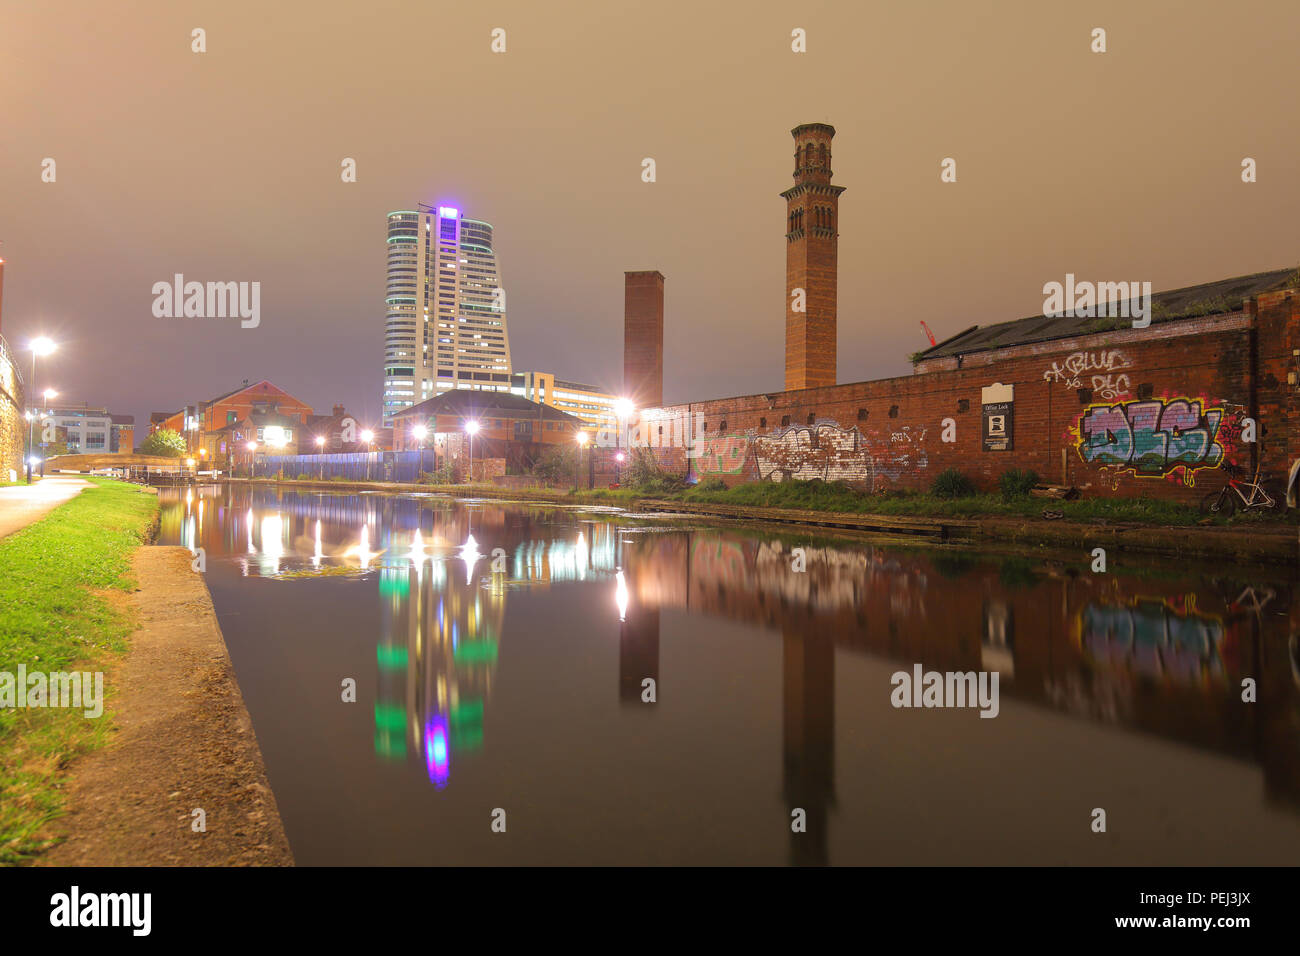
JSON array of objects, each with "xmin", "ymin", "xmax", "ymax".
[
  {"xmin": 782, "ymin": 123, "xmax": 845, "ymax": 391},
  {"xmin": 623, "ymin": 270, "xmax": 664, "ymax": 408}
]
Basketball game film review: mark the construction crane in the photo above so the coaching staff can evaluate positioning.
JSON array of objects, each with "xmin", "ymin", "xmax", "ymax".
[{"xmin": 919, "ymin": 320, "xmax": 936, "ymax": 347}]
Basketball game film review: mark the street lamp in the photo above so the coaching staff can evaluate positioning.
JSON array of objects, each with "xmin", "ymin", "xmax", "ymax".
[
  {"xmin": 246, "ymin": 440, "xmax": 257, "ymax": 479},
  {"xmin": 412, "ymin": 424, "xmax": 429, "ymax": 479},
  {"xmin": 315, "ymin": 435, "xmax": 326, "ymax": 480},
  {"xmin": 464, "ymin": 420, "xmax": 480, "ymax": 485},
  {"xmin": 613, "ymin": 398, "xmax": 634, "ymax": 487},
  {"xmin": 360, "ymin": 428, "xmax": 375, "ymax": 481},
  {"xmin": 576, "ymin": 429, "xmax": 590, "ymax": 490},
  {"xmin": 25, "ymin": 337, "xmax": 57, "ymax": 484}
]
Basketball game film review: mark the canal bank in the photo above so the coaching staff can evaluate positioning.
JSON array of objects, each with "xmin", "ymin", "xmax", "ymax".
[
  {"xmin": 38, "ymin": 546, "xmax": 293, "ymax": 866},
  {"xmin": 221, "ymin": 476, "xmax": 1297, "ymax": 565},
  {"xmin": 150, "ymin": 482, "xmax": 1300, "ymax": 865}
]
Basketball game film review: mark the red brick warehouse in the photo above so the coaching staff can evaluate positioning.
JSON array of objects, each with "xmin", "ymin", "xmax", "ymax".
[{"xmin": 621, "ymin": 122, "xmax": 1300, "ymax": 505}]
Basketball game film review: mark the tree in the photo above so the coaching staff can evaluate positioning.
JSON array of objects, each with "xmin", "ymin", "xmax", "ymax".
[{"xmin": 139, "ymin": 428, "xmax": 187, "ymax": 458}]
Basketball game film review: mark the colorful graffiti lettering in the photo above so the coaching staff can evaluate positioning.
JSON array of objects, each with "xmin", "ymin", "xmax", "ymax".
[
  {"xmin": 1076, "ymin": 594, "xmax": 1231, "ymax": 685},
  {"xmin": 695, "ymin": 434, "xmax": 751, "ymax": 475},
  {"xmin": 1075, "ymin": 398, "xmax": 1228, "ymax": 484}
]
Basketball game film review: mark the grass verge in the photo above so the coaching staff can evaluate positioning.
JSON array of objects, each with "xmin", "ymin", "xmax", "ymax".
[
  {"xmin": 573, "ymin": 480, "xmax": 1295, "ymax": 527},
  {"xmin": 0, "ymin": 478, "xmax": 159, "ymax": 865}
]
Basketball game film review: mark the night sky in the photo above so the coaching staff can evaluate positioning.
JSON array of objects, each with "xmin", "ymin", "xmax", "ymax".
[{"xmin": 2, "ymin": 0, "xmax": 1296, "ymax": 433}]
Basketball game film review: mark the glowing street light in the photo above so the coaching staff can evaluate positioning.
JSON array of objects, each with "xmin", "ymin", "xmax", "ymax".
[
  {"xmin": 24, "ymin": 337, "xmax": 57, "ymax": 484},
  {"xmin": 412, "ymin": 424, "xmax": 428, "ymax": 442},
  {"xmin": 464, "ymin": 420, "xmax": 480, "ymax": 485},
  {"xmin": 464, "ymin": 422, "xmax": 480, "ymax": 481},
  {"xmin": 359, "ymin": 429, "xmax": 375, "ymax": 481},
  {"xmin": 575, "ymin": 430, "xmax": 590, "ymax": 490},
  {"xmin": 315, "ymin": 434, "xmax": 326, "ymax": 480}
]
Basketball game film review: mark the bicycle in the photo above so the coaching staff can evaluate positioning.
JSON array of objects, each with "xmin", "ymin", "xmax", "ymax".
[{"xmin": 1198, "ymin": 463, "xmax": 1283, "ymax": 517}]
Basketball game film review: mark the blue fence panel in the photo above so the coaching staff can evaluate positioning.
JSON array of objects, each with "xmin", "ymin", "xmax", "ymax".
[{"xmin": 253, "ymin": 450, "xmax": 437, "ymax": 482}]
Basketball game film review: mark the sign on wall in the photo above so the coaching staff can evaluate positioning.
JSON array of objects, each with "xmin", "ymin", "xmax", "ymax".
[{"xmin": 981, "ymin": 383, "xmax": 1014, "ymax": 452}]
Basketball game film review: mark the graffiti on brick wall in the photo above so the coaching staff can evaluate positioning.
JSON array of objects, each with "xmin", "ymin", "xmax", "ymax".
[
  {"xmin": 1075, "ymin": 594, "xmax": 1231, "ymax": 685},
  {"xmin": 690, "ymin": 420, "xmax": 932, "ymax": 489},
  {"xmin": 1043, "ymin": 349, "xmax": 1133, "ymax": 400},
  {"xmin": 1073, "ymin": 397, "xmax": 1235, "ymax": 486},
  {"xmin": 753, "ymin": 423, "xmax": 874, "ymax": 484},
  {"xmin": 696, "ymin": 434, "xmax": 751, "ymax": 475}
]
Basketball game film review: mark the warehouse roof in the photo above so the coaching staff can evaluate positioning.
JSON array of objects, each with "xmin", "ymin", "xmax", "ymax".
[
  {"xmin": 918, "ymin": 267, "xmax": 1296, "ymax": 360},
  {"xmin": 392, "ymin": 389, "xmax": 582, "ymax": 424}
]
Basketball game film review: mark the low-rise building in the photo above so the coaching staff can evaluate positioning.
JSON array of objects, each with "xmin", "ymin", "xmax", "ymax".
[
  {"xmin": 511, "ymin": 371, "xmax": 620, "ymax": 435},
  {"xmin": 38, "ymin": 402, "xmax": 134, "ymax": 455},
  {"xmin": 392, "ymin": 389, "xmax": 585, "ymax": 477}
]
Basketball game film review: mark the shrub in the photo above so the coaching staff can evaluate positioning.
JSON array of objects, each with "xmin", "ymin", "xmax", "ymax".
[
  {"xmin": 296, "ymin": 473, "xmax": 312, "ymax": 481},
  {"xmin": 423, "ymin": 461, "xmax": 456, "ymax": 485},
  {"xmin": 930, "ymin": 467, "xmax": 975, "ymax": 499},
  {"xmin": 998, "ymin": 468, "xmax": 1039, "ymax": 500},
  {"xmin": 529, "ymin": 446, "xmax": 576, "ymax": 484},
  {"xmin": 623, "ymin": 448, "xmax": 685, "ymax": 494},
  {"xmin": 694, "ymin": 477, "xmax": 727, "ymax": 493}
]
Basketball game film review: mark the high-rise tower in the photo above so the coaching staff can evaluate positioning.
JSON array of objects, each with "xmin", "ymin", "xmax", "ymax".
[
  {"xmin": 781, "ymin": 124, "xmax": 845, "ymax": 391},
  {"xmin": 383, "ymin": 205, "xmax": 512, "ymax": 425}
]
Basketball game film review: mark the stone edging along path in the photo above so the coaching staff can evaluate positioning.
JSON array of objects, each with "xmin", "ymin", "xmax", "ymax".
[
  {"xmin": 39, "ymin": 546, "xmax": 293, "ymax": 866},
  {"xmin": 224, "ymin": 476, "xmax": 1297, "ymax": 566}
]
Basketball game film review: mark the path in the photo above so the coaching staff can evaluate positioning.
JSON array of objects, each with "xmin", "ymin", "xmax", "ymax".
[
  {"xmin": 0, "ymin": 476, "xmax": 90, "ymax": 539},
  {"xmin": 38, "ymin": 546, "xmax": 293, "ymax": 866}
]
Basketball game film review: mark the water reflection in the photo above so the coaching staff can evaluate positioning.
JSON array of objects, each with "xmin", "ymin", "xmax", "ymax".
[{"xmin": 158, "ymin": 485, "xmax": 1300, "ymax": 864}]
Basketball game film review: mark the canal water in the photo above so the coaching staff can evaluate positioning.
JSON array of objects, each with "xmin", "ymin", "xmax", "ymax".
[{"xmin": 157, "ymin": 484, "xmax": 1300, "ymax": 866}]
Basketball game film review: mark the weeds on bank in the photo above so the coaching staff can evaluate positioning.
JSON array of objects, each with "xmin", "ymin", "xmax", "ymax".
[{"xmin": 0, "ymin": 479, "xmax": 158, "ymax": 865}]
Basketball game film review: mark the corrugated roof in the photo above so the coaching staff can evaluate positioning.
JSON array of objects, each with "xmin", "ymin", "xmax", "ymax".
[{"xmin": 919, "ymin": 268, "xmax": 1296, "ymax": 360}]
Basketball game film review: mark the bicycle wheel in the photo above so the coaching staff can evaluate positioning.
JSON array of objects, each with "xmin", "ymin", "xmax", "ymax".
[
  {"xmin": 1261, "ymin": 482, "xmax": 1286, "ymax": 512},
  {"xmin": 1200, "ymin": 487, "xmax": 1235, "ymax": 517}
]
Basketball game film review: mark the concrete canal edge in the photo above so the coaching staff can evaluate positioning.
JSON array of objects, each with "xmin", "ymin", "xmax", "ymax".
[
  {"xmin": 219, "ymin": 476, "xmax": 1298, "ymax": 565},
  {"xmin": 38, "ymin": 546, "xmax": 293, "ymax": 866},
  {"xmin": 634, "ymin": 500, "xmax": 1299, "ymax": 566}
]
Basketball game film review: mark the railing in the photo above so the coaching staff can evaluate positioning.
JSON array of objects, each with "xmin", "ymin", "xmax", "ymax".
[{"xmin": 0, "ymin": 333, "xmax": 23, "ymax": 389}]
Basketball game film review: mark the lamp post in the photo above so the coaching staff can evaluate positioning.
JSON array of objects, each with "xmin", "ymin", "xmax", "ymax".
[
  {"xmin": 246, "ymin": 441, "xmax": 258, "ymax": 478},
  {"xmin": 576, "ymin": 429, "xmax": 590, "ymax": 490},
  {"xmin": 464, "ymin": 420, "xmax": 480, "ymax": 485},
  {"xmin": 612, "ymin": 398, "xmax": 634, "ymax": 489},
  {"xmin": 25, "ymin": 337, "xmax": 56, "ymax": 483},
  {"xmin": 412, "ymin": 424, "xmax": 428, "ymax": 480},
  {"xmin": 37, "ymin": 388, "xmax": 57, "ymax": 477},
  {"xmin": 360, "ymin": 429, "xmax": 374, "ymax": 481},
  {"xmin": 315, "ymin": 435, "xmax": 326, "ymax": 480}
]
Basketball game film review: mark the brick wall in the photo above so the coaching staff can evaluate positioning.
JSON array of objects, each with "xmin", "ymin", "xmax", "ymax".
[
  {"xmin": 0, "ymin": 338, "xmax": 24, "ymax": 479},
  {"xmin": 634, "ymin": 297, "xmax": 1299, "ymax": 504}
]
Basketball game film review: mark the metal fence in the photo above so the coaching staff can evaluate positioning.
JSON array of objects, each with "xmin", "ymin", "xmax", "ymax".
[{"xmin": 253, "ymin": 450, "xmax": 437, "ymax": 483}]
